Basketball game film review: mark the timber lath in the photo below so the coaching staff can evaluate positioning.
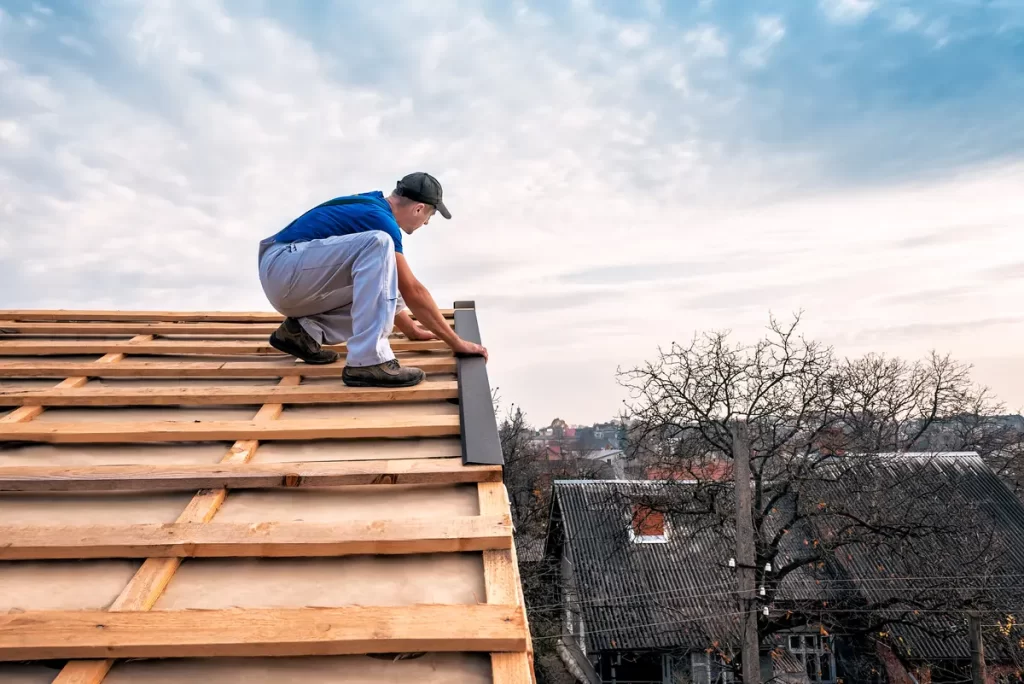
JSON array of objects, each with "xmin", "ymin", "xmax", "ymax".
[{"xmin": 0, "ymin": 305, "xmax": 534, "ymax": 684}]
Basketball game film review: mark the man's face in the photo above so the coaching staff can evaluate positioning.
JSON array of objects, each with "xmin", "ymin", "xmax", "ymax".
[{"xmin": 398, "ymin": 203, "xmax": 436, "ymax": 235}]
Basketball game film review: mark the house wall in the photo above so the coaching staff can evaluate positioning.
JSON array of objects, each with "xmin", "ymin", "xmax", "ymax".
[{"xmin": 559, "ymin": 544, "xmax": 601, "ymax": 684}]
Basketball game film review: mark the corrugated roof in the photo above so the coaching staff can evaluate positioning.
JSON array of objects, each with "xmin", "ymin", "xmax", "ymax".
[
  {"xmin": 551, "ymin": 453, "xmax": 1024, "ymax": 662},
  {"xmin": 551, "ymin": 480, "xmax": 743, "ymax": 652}
]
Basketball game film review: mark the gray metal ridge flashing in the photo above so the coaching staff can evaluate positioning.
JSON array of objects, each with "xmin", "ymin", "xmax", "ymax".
[{"xmin": 453, "ymin": 301, "xmax": 503, "ymax": 466}]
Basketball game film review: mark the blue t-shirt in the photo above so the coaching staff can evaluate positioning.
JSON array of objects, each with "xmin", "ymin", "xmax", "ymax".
[{"xmin": 270, "ymin": 191, "xmax": 403, "ymax": 253}]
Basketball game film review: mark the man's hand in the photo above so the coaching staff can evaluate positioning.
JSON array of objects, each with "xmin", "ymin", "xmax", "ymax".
[
  {"xmin": 451, "ymin": 339, "xmax": 488, "ymax": 362},
  {"xmin": 406, "ymin": 324, "xmax": 437, "ymax": 341}
]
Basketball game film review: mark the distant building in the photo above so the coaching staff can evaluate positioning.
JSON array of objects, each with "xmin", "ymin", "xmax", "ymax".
[{"xmin": 544, "ymin": 453, "xmax": 1024, "ymax": 684}]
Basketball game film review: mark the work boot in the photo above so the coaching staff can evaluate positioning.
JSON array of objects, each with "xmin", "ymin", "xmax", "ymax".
[
  {"xmin": 268, "ymin": 318, "xmax": 340, "ymax": 365},
  {"xmin": 342, "ymin": 359, "xmax": 426, "ymax": 388}
]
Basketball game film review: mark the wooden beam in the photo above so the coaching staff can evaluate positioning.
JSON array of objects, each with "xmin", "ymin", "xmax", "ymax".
[
  {"xmin": 480, "ymin": 482, "xmax": 536, "ymax": 684},
  {"xmin": 0, "ymin": 335, "xmax": 153, "ymax": 424},
  {"xmin": 0, "ymin": 380, "xmax": 459, "ymax": 407},
  {"xmin": 0, "ymin": 309, "xmax": 456, "ymax": 323},
  {"xmin": 0, "ymin": 515, "xmax": 513, "ymax": 560},
  {"xmin": 0, "ymin": 604, "xmax": 527, "ymax": 661},
  {"xmin": 0, "ymin": 357, "xmax": 457, "ymax": 379},
  {"xmin": 0, "ymin": 320, "xmax": 455, "ymax": 336},
  {"xmin": 0, "ymin": 338, "xmax": 449, "ymax": 356},
  {"xmin": 0, "ymin": 457, "xmax": 500, "ymax": 492},
  {"xmin": 0, "ymin": 414, "xmax": 461, "ymax": 443},
  {"xmin": 51, "ymin": 378, "xmax": 298, "ymax": 684}
]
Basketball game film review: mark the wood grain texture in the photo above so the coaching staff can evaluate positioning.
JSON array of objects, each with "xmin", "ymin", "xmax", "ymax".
[
  {"xmin": 0, "ymin": 604, "xmax": 527, "ymax": 661},
  {"xmin": 0, "ymin": 338, "xmax": 449, "ymax": 355},
  {"xmin": 479, "ymin": 482, "xmax": 537, "ymax": 684},
  {"xmin": 50, "ymin": 378, "xmax": 295, "ymax": 684},
  {"xmin": 0, "ymin": 309, "xmax": 455, "ymax": 323},
  {"xmin": 0, "ymin": 457, "xmax": 500, "ymax": 492},
  {"xmin": 0, "ymin": 414, "xmax": 461, "ymax": 443},
  {"xmin": 0, "ymin": 357, "xmax": 456, "ymax": 378},
  {"xmin": 0, "ymin": 334, "xmax": 153, "ymax": 424},
  {"xmin": 0, "ymin": 380, "xmax": 459, "ymax": 407},
  {"xmin": 0, "ymin": 515, "xmax": 513, "ymax": 560},
  {"xmin": 0, "ymin": 320, "xmax": 454, "ymax": 335}
]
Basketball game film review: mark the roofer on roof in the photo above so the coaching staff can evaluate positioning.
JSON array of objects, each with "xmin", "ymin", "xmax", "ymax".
[{"xmin": 257, "ymin": 172, "xmax": 487, "ymax": 388}]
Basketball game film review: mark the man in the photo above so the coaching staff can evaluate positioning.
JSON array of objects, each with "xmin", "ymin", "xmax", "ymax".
[{"xmin": 257, "ymin": 172, "xmax": 487, "ymax": 388}]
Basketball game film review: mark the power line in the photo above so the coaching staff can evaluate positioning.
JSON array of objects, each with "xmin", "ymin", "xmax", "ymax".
[{"xmin": 523, "ymin": 573, "xmax": 1024, "ymax": 614}]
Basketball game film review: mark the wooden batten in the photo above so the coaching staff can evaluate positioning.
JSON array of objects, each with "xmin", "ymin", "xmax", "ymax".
[
  {"xmin": 0, "ymin": 604, "xmax": 526, "ymax": 661},
  {"xmin": 0, "ymin": 457, "xmax": 501, "ymax": 492}
]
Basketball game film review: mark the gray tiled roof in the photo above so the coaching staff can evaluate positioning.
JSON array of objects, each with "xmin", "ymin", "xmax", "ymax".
[
  {"xmin": 549, "ymin": 453, "xmax": 1024, "ymax": 660},
  {"xmin": 549, "ymin": 480, "xmax": 744, "ymax": 652}
]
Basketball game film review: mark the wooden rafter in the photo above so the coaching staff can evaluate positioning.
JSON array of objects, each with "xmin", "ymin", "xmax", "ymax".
[
  {"xmin": 0, "ymin": 380, "xmax": 459, "ymax": 406},
  {"xmin": 0, "ymin": 321, "xmax": 455, "ymax": 335},
  {"xmin": 0, "ymin": 604, "xmax": 526, "ymax": 661},
  {"xmin": 0, "ymin": 414, "xmax": 461, "ymax": 443},
  {"xmin": 0, "ymin": 357, "xmax": 457, "ymax": 378},
  {"xmin": 0, "ymin": 457, "xmax": 500, "ymax": 492},
  {"xmin": 480, "ymin": 482, "xmax": 536, "ymax": 684},
  {"xmin": 0, "ymin": 338, "xmax": 449, "ymax": 355},
  {"xmin": 0, "ymin": 515, "xmax": 512, "ymax": 560}
]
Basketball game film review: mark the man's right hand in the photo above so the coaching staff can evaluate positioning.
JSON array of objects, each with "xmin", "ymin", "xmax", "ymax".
[{"xmin": 451, "ymin": 339, "xmax": 488, "ymax": 362}]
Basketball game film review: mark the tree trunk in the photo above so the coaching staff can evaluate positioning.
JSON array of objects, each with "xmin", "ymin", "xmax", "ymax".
[
  {"xmin": 732, "ymin": 420, "xmax": 761, "ymax": 684},
  {"xmin": 969, "ymin": 612, "xmax": 985, "ymax": 684}
]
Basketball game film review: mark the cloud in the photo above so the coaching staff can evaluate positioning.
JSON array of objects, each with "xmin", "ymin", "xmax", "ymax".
[
  {"xmin": 1, "ymin": 0, "xmax": 1023, "ymax": 423},
  {"xmin": 888, "ymin": 8, "xmax": 923, "ymax": 32},
  {"xmin": 742, "ymin": 16, "xmax": 785, "ymax": 68},
  {"xmin": 820, "ymin": 0, "xmax": 876, "ymax": 23},
  {"xmin": 617, "ymin": 23, "xmax": 652, "ymax": 49},
  {"xmin": 57, "ymin": 35, "xmax": 95, "ymax": 56},
  {"xmin": 982, "ymin": 262, "xmax": 1024, "ymax": 280},
  {"xmin": 684, "ymin": 25, "xmax": 728, "ymax": 58}
]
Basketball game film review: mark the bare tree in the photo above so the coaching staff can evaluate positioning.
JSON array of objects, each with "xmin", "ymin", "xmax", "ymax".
[{"xmin": 616, "ymin": 314, "xmax": 1024, "ymax": 680}]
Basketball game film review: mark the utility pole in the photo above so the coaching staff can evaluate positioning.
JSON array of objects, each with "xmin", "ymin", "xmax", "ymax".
[
  {"xmin": 969, "ymin": 612, "xmax": 986, "ymax": 684},
  {"xmin": 732, "ymin": 420, "xmax": 761, "ymax": 684}
]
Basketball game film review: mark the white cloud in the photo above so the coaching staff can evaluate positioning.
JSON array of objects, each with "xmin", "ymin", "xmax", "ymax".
[
  {"xmin": 820, "ymin": 0, "xmax": 876, "ymax": 23},
  {"xmin": 742, "ymin": 16, "xmax": 786, "ymax": 68},
  {"xmin": 684, "ymin": 25, "xmax": 728, "ymax": 58},
  {"xmin": 32, "ymin": 3, "xmax": 53, "ymax": 16},
  {"xmin": 889, "ymin": 8, "xmax": 923, "ymax": 32},
  {"xmin": 1, "ymin": 0, "xmax": 1022, "ymax": 424},
  {"xmin": 617, "ymin": 23, "xmax": 652, "ymax": 49},
  {"xmin": 58, "ymin": 35, "xmax": 96, "ymax": 56}
]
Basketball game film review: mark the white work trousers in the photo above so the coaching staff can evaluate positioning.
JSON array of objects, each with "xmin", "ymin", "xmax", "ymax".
[{"xmin": 258, "ymin": 232, "xmax": 404, "ymax": 367}]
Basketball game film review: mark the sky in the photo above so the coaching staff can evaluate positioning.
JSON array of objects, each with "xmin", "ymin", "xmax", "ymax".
[{"xmin": 1, "ymin": 0, "xmax": 1023, "ymax": 426}]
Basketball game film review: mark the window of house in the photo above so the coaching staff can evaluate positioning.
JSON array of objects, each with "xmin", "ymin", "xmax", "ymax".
[
  {"xmin": 629, "ymin": 504, "xmax": 669, "ymax": 543},
  {"xmin": 680, "ymin": 652, "xmax": 735, "ymax": 684},
  {"xmin": 787, "ymin": 634, "xmax": 837, "ymax": 684}
]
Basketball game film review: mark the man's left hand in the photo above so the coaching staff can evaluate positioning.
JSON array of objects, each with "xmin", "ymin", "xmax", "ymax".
[{"xmin": 406, "ymin": 324, "xmax": 437, "ymax": 341}]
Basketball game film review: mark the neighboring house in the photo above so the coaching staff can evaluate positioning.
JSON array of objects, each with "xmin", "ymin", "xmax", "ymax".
[
  {"xmin": 583, "ymin": 449, "xmax": 627, "ymax": 479},
  {"xmin": 544, "ymin": 453, "xmax": 1024, "ymax": 684}
]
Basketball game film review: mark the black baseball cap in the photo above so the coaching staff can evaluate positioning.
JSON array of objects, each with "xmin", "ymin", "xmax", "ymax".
[{"xmin": 395, "ymin": 172, "xmax": 451, "ymax": 220}]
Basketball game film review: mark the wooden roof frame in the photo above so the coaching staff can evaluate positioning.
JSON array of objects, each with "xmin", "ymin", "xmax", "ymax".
[{"xmin": 0, "ymin": 303, "xmax": 534, "ymax": 684}]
